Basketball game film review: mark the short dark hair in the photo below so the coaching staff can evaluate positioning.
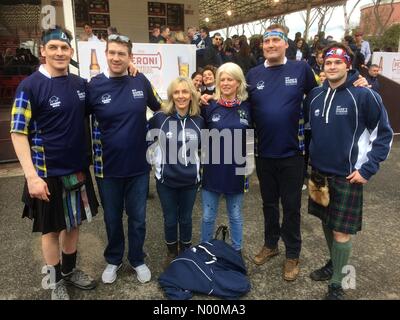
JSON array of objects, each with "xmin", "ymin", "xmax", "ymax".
[
  {"xmin": 201, "ymin": 27, "xmax": 209, "ymax": 34},
  {"xmin": 106, "ymin": 34, "xmax": 133, "ymax": 54},
  {"xmin": 160, "ymin": 25, "xmax": 169, "ymax": 33},
  {"xmin": 191, "ymin": 71, "xmax": 202, "ymax": 79},
  {"xmin": 84, "ymin": 23, "xmax": 92, "ymax": 28}
]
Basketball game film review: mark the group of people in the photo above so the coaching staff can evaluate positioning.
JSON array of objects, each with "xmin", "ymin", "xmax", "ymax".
[{"xmin": 10, "ymin": 23, "xmax": 393, "ymax": 301}]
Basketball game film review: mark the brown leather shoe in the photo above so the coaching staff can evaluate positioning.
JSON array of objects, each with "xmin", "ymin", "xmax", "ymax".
[
  {"xmin": 253, "ymin": 246, "xmax": 279, "ymax": 265},
  {"xmin": 283, "ymin": 258, "xmax": 300, "ymax": 281}
]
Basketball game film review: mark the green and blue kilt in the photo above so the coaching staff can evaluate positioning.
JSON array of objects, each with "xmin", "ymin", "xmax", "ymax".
[{"xmin": 308, "ymin": 174, "xmax": 363, "ymax": 234}]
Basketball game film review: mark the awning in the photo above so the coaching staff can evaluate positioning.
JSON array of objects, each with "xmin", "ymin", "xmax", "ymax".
[{"xmin": 199, "ymin": 0, "xmax": 345, "ymax": 31}]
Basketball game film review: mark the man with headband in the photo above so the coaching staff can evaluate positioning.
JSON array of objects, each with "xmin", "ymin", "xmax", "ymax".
[
  {"xmin": 245, "ymin": 24, "xmax": 318, "ymax": 282},
  {"xmin": 10, "ymin": 26, "xmax": 98, "ymax": 300},
  {"xmin": 304, "ymin": 43, "xmax": 393, "ymax": 299}
]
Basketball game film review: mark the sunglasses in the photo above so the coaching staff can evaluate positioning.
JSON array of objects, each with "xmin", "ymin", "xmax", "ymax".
[{"xmin": 108, "ymin": 34, "xmax": 131, "ymax": 43}]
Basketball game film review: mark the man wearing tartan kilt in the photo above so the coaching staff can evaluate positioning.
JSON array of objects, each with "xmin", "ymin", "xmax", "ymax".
[{"xmin": 304, "ymin": 43, "xmax": 393, "ymax": 300}]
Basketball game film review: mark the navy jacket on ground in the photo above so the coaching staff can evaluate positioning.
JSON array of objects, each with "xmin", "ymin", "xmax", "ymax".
[
  {"xmin": 158, "ymin": 239, "xmax": 250, "ymax": 300},
  {"xmin": 304, "ymin": 70, "xmax": 393, "ymax": 180}
]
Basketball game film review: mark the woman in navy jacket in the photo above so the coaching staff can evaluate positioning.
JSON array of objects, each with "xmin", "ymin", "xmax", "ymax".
[
  {"xmin": 200, "ymin": 62, "xmax": 252, "ymax": 253},
  {"xmin": 148, "ymin": 77, "xmax": 205, "ymax": 267}
]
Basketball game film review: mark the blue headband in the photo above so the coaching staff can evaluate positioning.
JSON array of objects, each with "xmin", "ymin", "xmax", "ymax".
[
  {"xmin": 42, "ymin": 29, "xmax": 71, "ymax": 47},
  {"xmin": 263, "ymin": 30, "xmax": 288, "ymax": 42}
]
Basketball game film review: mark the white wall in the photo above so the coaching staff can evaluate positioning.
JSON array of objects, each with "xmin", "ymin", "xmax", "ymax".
[{"xmin": 108, "ymin": 0, "xmax": 199, "ymax": 43}]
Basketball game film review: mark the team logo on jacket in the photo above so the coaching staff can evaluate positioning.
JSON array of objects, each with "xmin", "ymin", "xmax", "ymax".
[
  {"xmin": 211, "ymin": 113, "xmax": 221, "ymax": 122},
  {"xmin": 49, "ymin": 96, "xmax": 61, "ymax": 108},
  {"xmin": 314, "ymin": 109, "xmax": 320, "ymax": 117},
  {"xmin": 77, "ymin": 90, "xmax": 85, "ymax": 101},
  {"xmin": 336, "ymin": 105, "xmax": 348, "ymax": 115},
  {"xmin": 132, "ymin": 89, "xmax": 144, "ymax": 99},
  {"xmin": 256, "ymin": 81, "xmax": 265, "ymax": 90},
  {"xmin": 238, "ymin": 109, "xmax": 249, "ymax": 126},
  {"xmin": 166, "ymin": 132, "xmax": 173, "ymax": 139},
  {"xmin": 101, "ymin": 94, "xmax": 111, "ymax": 104},
  {"xmin": 285, "ymin": 77, "xmax": 297, "ymax": 86}
]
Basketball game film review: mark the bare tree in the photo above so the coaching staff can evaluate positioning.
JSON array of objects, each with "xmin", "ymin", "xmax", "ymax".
[
  {"xmin": 343, "ymin": 0, "xmax": 362, "ymax": 36},
  {"xmin": 316, "ymin": 6, "xmax": 336, "ymax": 34},
  {"xmin": 301, "ymin": 6, "xmax": 320, "ymax": 41},
  {"xmin": 372, "ymin": 0, "xmax": 395, "ymax": 35}
]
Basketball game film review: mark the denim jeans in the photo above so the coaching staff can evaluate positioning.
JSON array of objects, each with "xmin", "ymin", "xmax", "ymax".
[
  {"xmin": 201, "ymin": 189, "xmax": 244, "ymax": 250},
  {"xmin": 156, "ymin": 180, "xmax": 198, "ymax": 245},
  {"xmin": 96, "ymin": 173, "xmax": 149, "ymax": 267}
]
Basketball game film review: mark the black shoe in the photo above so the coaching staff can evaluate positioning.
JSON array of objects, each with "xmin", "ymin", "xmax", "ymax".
[
  {"xmin": 310, "ymin": 260, "xmax": 333, "ymax": 281},
  {"xmin": 325, "ymin": 284, "xmax": 345, "ymax": 300}
]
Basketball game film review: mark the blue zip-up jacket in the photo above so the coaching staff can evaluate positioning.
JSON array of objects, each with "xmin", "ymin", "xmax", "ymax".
[
  {"xmin": 148, "ymin": 111, "xmax": 205, "ymax": 188},
  {"xmin": 158, "ymin": 239, "xmax": 250, "ymax": 300},
  {"xmin": 304, "ymin": 70, "xmax": 393, "ymax": 180}
]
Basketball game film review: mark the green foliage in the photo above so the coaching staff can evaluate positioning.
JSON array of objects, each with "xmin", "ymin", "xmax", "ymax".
[{"xmin": 367, "ymin": 24, "xmax": 400, "ymax": 51}]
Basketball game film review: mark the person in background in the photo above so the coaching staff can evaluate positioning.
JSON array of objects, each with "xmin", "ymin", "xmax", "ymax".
[
  {"xmin": 83, "ymin": 23, "xmax": 100, "ymax": 42},
  {"xmin": 148, "ymin": 77, "xmax": 205, "ymax": 268},
  {"xmin": 191, "ymin": 71, "xmax": 203, "ymax": 92},
  {"xmin": 150, "ymin": 26, "xmax": 161, "ymax": 43},
  {"xmin": 201, "ymin": 65, "xmax": 217, "ymax": 96},
  {"xmin": 354, "ymin": 31, "xmax": 371, "ymax": 67},
  {"xmin": 158, "ymin": 25, "xmax": 171, "ymax": 44},
  {"xmin": 366, "ymin": 64, "xmax": 380, "ymax": 93}
]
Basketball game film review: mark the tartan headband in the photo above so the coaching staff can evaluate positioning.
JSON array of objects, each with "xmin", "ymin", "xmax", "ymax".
[
  {"xmin": 324, "ymin": 47, "xmax": 352, "ymax": 66},
  {"xmin": 42, "ymin": 29, "xmax": 71, "ymax": 47},
  {"xmin": 263, "ymin": 30, "xmax": 288, "ymax": 43}
]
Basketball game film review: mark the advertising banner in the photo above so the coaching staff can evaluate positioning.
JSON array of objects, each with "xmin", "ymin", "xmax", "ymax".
[
  {"xmin": 372, "ymin": 52, "xmax": 400, "ymax": 84},
  {"xmin": 77, "ymin": 41, "xmax": 196, "ymax": 99}
]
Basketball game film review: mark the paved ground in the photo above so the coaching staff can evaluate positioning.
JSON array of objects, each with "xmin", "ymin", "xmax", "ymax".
[{"xmin": 0, "ymin": 137, "xmax": 399, "ymax": 300}]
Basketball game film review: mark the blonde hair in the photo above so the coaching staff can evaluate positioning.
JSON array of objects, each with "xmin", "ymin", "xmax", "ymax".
[
  {"xmin": 214, "ymin": 62, "xmax": 248, "ymax": 101},
  {"xmin": 164, "ymin": 77, "xmax": 200, "ymax": 116}
]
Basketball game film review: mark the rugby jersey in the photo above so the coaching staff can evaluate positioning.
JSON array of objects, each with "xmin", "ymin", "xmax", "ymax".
[
  {"xmin": 246, "ymin": 58, "xmax": 317, "ymax": 158},
  {"xmin": 87, "ymin": 71, "xmax": 162, "ymax": 178},
  {"xmin": 201, "ymin": 100, "xmax": 252, "ymax": 194},
  {"xmin": 10, "ymin": 65, "xmax": 88, "ymax": 177}
]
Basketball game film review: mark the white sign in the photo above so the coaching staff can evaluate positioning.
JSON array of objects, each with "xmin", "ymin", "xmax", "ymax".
[
  {"xmin": 372, "ymin": 52, "xmax": 400, "ymax": 84},
  {"xmin": 77, "ymin": 41, "xmax": 196, "ymax": 99}
]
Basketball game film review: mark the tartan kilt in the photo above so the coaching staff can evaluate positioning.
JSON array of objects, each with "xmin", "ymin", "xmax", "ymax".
[{"xmin": 308, "ymin": 174, "xmax": 363, "ymax": 234}]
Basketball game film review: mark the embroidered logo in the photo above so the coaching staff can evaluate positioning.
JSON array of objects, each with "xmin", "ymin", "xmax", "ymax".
[
  {"xmin": 285, "ymin": 77, "xmax": 298, "ymax": 86},
  {"xmin": 314, "ymin": 109, "xmax": 320, "ymax": 117},
  {"xmin": 256, "ymin": 81, "xmax": 265, "ymax": 90},
  {"xmin": 336, "ymin": 105, "xmax": 348, "ymax": 115},
  {"xmin": 101, "ymin": 93, "xmax": 111, "ymax": 104},
  {"xmin": 77, "ymin": 90, "xmax": 86, "ymax": 101},
  {"xmin": 211, "ymin": 113, "xmax": 221, "ymax": 122},
  {"xmin": 132, "ymin": 89, "xmax": 144, "ymax": 99},
  {"xmin": 238, "ymin": 109, "xmax": 249, "ymax": 126},
  {"xmin": 49, "ymin": 96, "xmax": 61, "ymax": 108},
  {"xmin": 166, "ymin": 132, "xmax": 173, "ymax": 139}
]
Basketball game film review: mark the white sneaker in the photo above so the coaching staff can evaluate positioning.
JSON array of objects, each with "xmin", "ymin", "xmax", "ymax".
[
  {"xmin": 302, "ymin": 184, "xmax": 307, "ymax": 191},
  {"xmin": 102, "ymin": 263, "xmax": 122, "ymax": 284},
  {"xmin": 134, "ymin": 264, "xmax": 151, "ymax": 283}
]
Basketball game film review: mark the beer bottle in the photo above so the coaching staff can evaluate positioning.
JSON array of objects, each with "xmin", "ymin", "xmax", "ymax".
[
  {"xmin": 378, "ymin": 56, "xmax": 383, "ymax": 72},
  {"xmin": 90, "ymin": 49, "xmax": 100, "ymax": 78}
]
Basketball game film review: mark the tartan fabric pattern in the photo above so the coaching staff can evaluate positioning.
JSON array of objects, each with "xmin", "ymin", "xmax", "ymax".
[
  {"xmin": 10, "ymin": 91, "xmax": 31, "ymax": 135},
  {"xmin": 30, "ymin": 121, "xmax": 47, "ymax": 177},
  {"xmin": 91, "ymin": 116, "xmax": 103, "ymax": 178},
  {"xmin": 298, "ymin": 109, "xmax": 305, "ymax": 155},
  {"xmin": 308, "ymin": 174, "xmax": 363, "ymax": 234}
]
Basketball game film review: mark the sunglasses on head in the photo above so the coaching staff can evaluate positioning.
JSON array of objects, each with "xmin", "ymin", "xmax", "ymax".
[{"xmin": 108, "ymin": 34, "xmax": 130, "ymax": 43}]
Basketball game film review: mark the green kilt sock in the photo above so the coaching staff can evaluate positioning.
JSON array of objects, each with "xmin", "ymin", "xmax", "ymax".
[
  {"xmin": 322, "ymin": 222, "xmax": 333, "ymax": 256},
  {"xmin": 330, "ymin": 239, "xmax": 352, "ymax": 286}
]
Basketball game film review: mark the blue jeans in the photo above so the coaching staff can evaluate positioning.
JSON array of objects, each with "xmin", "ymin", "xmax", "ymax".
[
  {"xmin": 201, "ymin": 189, "xmax": 244, "ymax": 250},
  {"xmin": 156, "ymin": 180, "xmax": 198, "ymax": 245},
  {"xmin": 96, "ymin": 173, "xmax": 149, "ymax": 267}
]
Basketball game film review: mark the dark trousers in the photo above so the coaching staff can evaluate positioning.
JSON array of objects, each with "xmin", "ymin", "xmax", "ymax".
[
  {"xmin": 256, "ymin": 155, "xmax": 304, "ymax": 259},
  {"xmin": 156, "ymin": 180, "xmax": 198, "ymax": 245},
  {"xmin": 96, "ymin": 173, "xmax": 149, "ymax": 267}
]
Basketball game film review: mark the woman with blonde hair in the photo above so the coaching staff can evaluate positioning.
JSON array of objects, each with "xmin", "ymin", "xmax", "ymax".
[
  {"xmin": 200, "ymin": 62, "xmax": 252, "ymax": 254},
  {"xmin": 148, "ymin": 77, "xmax": 205, "ymax": 267}
]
